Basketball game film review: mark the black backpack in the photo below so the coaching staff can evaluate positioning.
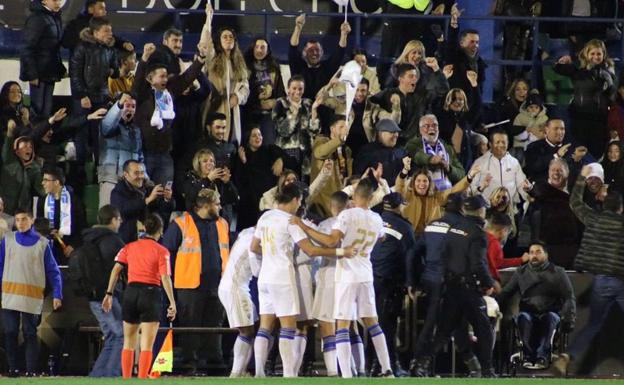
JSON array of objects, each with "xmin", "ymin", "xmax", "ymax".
[{"xmin": 67, "ymin": 239, "xmax": 109, "ymax": 299}]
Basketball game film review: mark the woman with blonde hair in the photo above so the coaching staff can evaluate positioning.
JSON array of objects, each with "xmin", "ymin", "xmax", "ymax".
[
  {"xmin": 554, "ymin": 38, "xmax": 616, "ymax": 158},
  {"xmin": 384, "ymin": 40, "xmax": 433, "ymax": 89},
  {"xmin": 199, "ymin": 3, "xmax": 249, "ymax": 143},
  {"xmin": 395, "ymin": 158, "xmax": 486, "ymax": 235},
  {"xmin": 182, "ymin": 148, "xmax": 238, "ymax": 221},
  {"xmin": 486, "ymin": 186, "xmax": 517, "ymax": 237}
]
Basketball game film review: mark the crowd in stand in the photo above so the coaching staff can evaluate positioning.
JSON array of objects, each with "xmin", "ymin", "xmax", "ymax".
[{"xmin": 1, "ymin": 0, "xmax": 624, "ymax": 379}]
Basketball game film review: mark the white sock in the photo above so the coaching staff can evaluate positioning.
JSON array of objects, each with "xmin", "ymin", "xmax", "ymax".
[
  {"xmin": 294, "ymin": 333, "xmax": 307, "ymax": 375},
  {"xmin": 232, "ymin": 335, "xmax": 253, "ymax": 375},
  {"xmin": 369, "ymin": 323, "xmax": 391, "ymax": 373},
  {"xmin": 322, "ymin": 335, "xmax": 338, "ymax": 376},
  {"xmin": 254, "ymin": 328, "xmax": 271, "ymax": 377},
  {"xmin": 279, "ymin": 328, "xmax": 297, "ymax": 377},
  {"xmin": 336, "ymin": 328, "xmax": 353, "ymax": 378},
  {"xmin": 350, "ymin": 333, "xmax": 365, "ymax": 375}
]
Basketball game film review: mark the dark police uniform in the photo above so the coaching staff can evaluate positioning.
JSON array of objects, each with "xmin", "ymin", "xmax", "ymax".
[
  {"xmin": 371, "ymin": 193, "xmax": 417, "ymax": 374},
  {"xmin": 428, "ymin": 197, "xmax": 496, "ymax": 375}
]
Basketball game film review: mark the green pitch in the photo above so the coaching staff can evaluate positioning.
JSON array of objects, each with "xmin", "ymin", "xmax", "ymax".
[{"xmin": 0, "ymin": 378, "xmax": 616, "ymax": 385}]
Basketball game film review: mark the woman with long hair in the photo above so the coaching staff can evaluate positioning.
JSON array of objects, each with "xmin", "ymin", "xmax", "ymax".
[
  {"xmin": 243, "ymin": 38, "xmax": 284, "ymax": 145},
  {"xmin": 486, "ymin": 186, "xmax": 517, "ymax": 237},
  {"xmin": 497, "ymin": 78, "xmax": 530, "ymax": 140},
  {"xmin": 554, "ymin": 39, "xmax": 616, "ymax": 158},
  {"xmin": 199, "ymin": 3, "xmax": 249, "ymax": 143},
  {"xmin": 384, "ymin": 40, "xmax": 431, "ymax": 89},
  {"xmin": 102, "ymin": 213, "xmax": 176, "ymax": 379},
  {"xmin": 601, "ymin": 140, "xmax": 624, "ymax": 195}
]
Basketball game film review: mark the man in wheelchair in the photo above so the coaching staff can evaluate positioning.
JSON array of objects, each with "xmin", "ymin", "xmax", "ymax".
[{"xmin": 498, "ymin": 242, "xmax": 576, "ymax": 369}]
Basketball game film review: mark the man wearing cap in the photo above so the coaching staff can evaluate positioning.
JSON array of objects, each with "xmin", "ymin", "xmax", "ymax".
[
  {"xmin": 424, "ymin": 195, "xmax": 496, "ymax": 377},
  {"xmin": 554, "ymin": 164, "xmax": 624, "ymax": 375},
  {"xmin": 582, "ymin": 163, "xmax": 606, "ymax": 210},
  {"xmin": 405, "ymin": 114, "xmax": 465, "ymax": 191},
  {"xmin": 369, "ymin": 192, "xmax": 416, "ymax": 376},
  {"xmin": 407, "ymin": 191, "xmax": 464, "ymax": 376},
  {"xmin": 353, "ymin": 119, "xmax": 410, "ymax": 187}
]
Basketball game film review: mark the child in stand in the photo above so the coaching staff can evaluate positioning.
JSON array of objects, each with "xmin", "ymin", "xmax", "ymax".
[{"xmin": 512, "ymin": 91, "xmax": 548, "ymax": 164}]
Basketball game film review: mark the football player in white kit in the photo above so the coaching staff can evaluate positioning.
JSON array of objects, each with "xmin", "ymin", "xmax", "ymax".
[
  {"xmin": 292, "ymin": 178, "xmax": 394, "ymax": 378},
  {"xmin": 249, "ymin": 183, "xmax": 354, "ymax": 378},
  {"xmin": 218, "ymin": 226, "xmax": 259, "ymax": 377}
]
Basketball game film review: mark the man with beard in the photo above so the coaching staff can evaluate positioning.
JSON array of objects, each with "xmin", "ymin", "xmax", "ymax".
[
  {"xmin": 288, "ymin": 13, "xmax": 351, "ymax": 99},
  {"xmin": 499, "ymin": 242, "xmax": 576, "ymax": 370},
  {"xmin": 98, "ymin": 93, "xmax": 143, "ymax": 207},
  {"xmin": 162, "ymin": 189, "xmax": 230, "ymax": 375},
  {"xmin": 150, "ymin": 28, "xmax": 184, "ymax": 76}
]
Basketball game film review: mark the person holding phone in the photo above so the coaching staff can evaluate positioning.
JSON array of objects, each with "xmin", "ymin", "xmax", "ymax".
[{"xmin": 102, "ymin": 213, "xmax": 176, "ymax": 379}]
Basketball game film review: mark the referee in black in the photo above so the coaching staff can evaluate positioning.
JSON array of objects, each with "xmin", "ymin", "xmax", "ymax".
[{"xmin": 370, "ymin": 192, "xmax": 417, "ymax": 377}]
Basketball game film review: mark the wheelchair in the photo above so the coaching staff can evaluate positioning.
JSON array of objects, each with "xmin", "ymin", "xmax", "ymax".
[{"xmin": 507, "ymin": 312, "xmax": 568, "ymax": 376}]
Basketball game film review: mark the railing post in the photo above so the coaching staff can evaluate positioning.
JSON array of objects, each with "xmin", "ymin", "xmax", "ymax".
[
  {"xmin": 531, "ymin": 19, "xmax": 540, "ymax": 90},
  {"xmin": 354, "ymin": 14, "xmax": 362, "ymax": 48}
]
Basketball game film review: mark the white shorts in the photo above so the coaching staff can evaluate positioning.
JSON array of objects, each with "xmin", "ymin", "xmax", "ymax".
[
  {"xmin": 296, "ymin": 264, "xmax": 314, "ymax": 322},
  {"xmin": 312, "ymin": 284, "xmax": 335, "ymax": 323},
  {"xmin": 218, "ymin": 286, "xmax": 257, "ymax": 328},
  {"xmin": 258, "ymin": 282, "xmax": 300, "ymax": 317},
  {"xmin": 333, "ymin": 281, "xmax": 377, "ymax": 320}
]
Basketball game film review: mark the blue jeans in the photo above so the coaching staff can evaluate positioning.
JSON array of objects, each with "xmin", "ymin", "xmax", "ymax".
[
  {"xmin": 516, "ymin": 311, "xmax": 560, "ymax": 361},
  {"xmin": 144, "ymin": 152, "xmax": 174, "ymax": 186},
  {"xmin": 567, "ymin": 275, "xmax": 624, "ymax": 361},
  {"xmin": 88, "ymin": 298, "xmax": 123, "ymax": 377},
  {"xmin": 1, "ymin": 309, "xmax": 41, "ymax": 372},
  {"xmin": 29, "ymin": 81, "xmax": 55, "ymax": 117}
]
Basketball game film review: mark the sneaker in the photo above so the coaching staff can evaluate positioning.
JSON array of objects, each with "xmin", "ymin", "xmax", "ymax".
[
  {"xmin": 464, "ymin": 356, "xmax": 482, "ymax": 377},
  {"xmin": 534, "ymin": 357, "xmax": 548, "ymax": 370},
  {"xmin": 410, "ymin": 356, "xmax": 432, "ymax": 377},
  {"xmin": 522, "ymin": 361, "xmax": 535, "ymax": 369},
  {"xmin": 381, "ymin": 369, "xmax": 395, "ymax": 378},
  {"xmin": 552, "ymin": 353, "xmax": 570, "ymax": 377},
  {"xmin": 392, "ymin": 361, "xmax": 409, "ymax": 378},
  {"xmin": 7, "ymin": 369, "xmax": 19, "ymax": 378}
]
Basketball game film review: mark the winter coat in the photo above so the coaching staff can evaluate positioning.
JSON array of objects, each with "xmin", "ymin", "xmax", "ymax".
[
  {"xmin": 404, "ymin": 137, "xmax": 466, "ymax": 186},
  {"xmin": 470, "ymin": 151, "xmax": 528, "ymax": 205},
  {"xmin": 62, "ymin": 13, "xmax": 131, "ymax": 54},
  {"xmin": 150, "ymin": 44, "xmax": 182, "ymax": 76},
  {"xmin": 0, "ymin": 137, "xmax": 44, "ymax": 215},
  {"xmin": 19, "ymin": 1, "xmax": 65, "ymax": 83},
  {"xmin": 512, "ymin": 102, "xmax": 548, "ymax": 149},
  {"xmin": 181, "ymin": 171, "xmax": 239, "ymax": 218},
  {"xmin": 98, "ymin": 103, "xmax": 143, "ymax": 184},
  {"xmin": 69, "ymin": 28, "xmax": 118, "ymax": 101},
  {"xmin": 444, "ymin": 25, "xmax": 487, "ymax": 95},
  {"xmin": 353, "ymin": 141, "xmax": 409, "ymax": 188},
  {"xmin": 554, "ymin": 62, "xmax": 616, "ymax": 117},
  {"xmin": 81, "ymin": 226, "xmax": 125, "ymax": 300}
]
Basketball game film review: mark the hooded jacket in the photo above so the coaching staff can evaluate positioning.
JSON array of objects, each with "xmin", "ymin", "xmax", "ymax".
[
  {"xmin": 81, "ymin": 226, "xmax": 125, "ymax": 300},
  {"xmin": 0, "ymin": 136, "xmax": 44, "ymax": 215},
  {"xmin": 19, "ymin": 1, "xmax": 66, "ymax": 83},
  {"xmin": 69, "ymin": 28, "xmax": 119, "ymax": 100}
]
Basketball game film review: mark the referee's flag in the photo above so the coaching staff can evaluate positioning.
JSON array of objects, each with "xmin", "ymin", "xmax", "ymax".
[{"xmin": 150, "ymin": 329, "xmax": 173, "ymax": 376}]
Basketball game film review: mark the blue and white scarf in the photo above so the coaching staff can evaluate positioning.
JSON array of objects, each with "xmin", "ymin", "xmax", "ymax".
[
  {"xmin": 422, "ymin": 138, "xmax": 452, "ymax": 191},
  {"xmin": 45, "ymin": 186, "xmax": 72, "ymax": 236},
  {"xmin": 150, "ymin": 89, "xmax": 175, "ymax": 130}
]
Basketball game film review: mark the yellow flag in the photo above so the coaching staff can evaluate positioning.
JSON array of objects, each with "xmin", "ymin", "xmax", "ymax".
[{"xmin": 150, "ymin": 329, "xmax": 173, "ymax": 375}]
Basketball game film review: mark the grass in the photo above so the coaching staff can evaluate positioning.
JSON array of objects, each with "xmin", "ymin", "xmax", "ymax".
[{"xmin": 0, "ymin": 378, "xmax": 618, "ymax": 385}]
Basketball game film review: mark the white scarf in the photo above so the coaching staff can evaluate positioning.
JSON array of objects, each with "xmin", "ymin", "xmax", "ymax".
[
  {"xmin": 45, "ymin": 186, "xmax": 72, "ymax": 236},
  {"xmin": 150, "ymin": 89, "xmax": 175, "ymax": 130}
]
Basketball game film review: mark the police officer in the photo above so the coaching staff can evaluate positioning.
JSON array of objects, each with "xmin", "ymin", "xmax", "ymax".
[
  {"xmin": 420, "ymin": 195, "xmax": 496, "ymax": 377},
  {"xmin": 406, "ymin": 192, "xmax": 464, "ymax": 376},
  {"xmin": 369, "ymin": 192, "xmax": 417, "ymax": 377}
]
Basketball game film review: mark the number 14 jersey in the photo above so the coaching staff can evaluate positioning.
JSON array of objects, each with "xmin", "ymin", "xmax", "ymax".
[{"xmin": 332, "ymin": 207, "xmax": 384, "ymax": 283}]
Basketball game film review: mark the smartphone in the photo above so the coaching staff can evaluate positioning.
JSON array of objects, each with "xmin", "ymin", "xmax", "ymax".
[{"xmin": 165, "ymin": 181, "xmax": 173, "ymax": 190}]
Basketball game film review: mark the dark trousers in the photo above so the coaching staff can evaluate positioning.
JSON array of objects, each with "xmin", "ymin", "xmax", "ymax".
[
  {"xmin": 372, "ymin": 277, "xmax": 404, "ymax": 364},
  {"xmin": 516, "ymin": 311, "xmax": 560, "ymax": 361},
  {"xmin": 413, "ymin": 279, "xmax": 443, "ymax": 358},
  {"xmin": 430, "ymin": 284, "xmax": 494, "ymax": 370},
  {"xmin": 568, "ymin": 275, "xmax": 624, "ymax": 362},
  {"xmin": 177, "ymin": 289, "xmax": 225, "ymax": 368},
  {"xmin": 1, "ymin": 309, "xmax": 41, "ymax": 373},
  {"xmin": 29, "ymin": 81, "xmax": 55, "ymax": 117}
]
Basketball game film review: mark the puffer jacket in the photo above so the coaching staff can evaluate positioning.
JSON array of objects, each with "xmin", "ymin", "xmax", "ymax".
[
  {"xmin": 19, "ymin": 1, "xmax": 66, "ymax": 83},
  {"xmin": 98, "ymin": 103, "xmax": 143, "ymax": 184},
  {"xmin": 554, "ymin": 62, "xmax": 616, "ymax": 116},
  {"xmin": 69, "ymin": 28, "xmax": 118, "ymax": 100},
  {"xmin": 0, "ymin": 136, "xmax": 44, "ymax": 215}
]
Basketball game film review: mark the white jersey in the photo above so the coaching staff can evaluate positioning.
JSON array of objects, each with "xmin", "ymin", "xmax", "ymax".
[
  {"xmin": 255, "ymin": 209, "xmax": 307, "ymax": 285},
  {"xmin": 315, "ymin": 217, "xmax": 337, "ymax": 287},
  {"xmin": 332, "ymin": 207, "xmax": 384, "ymax": 283},
  {"xmin": 220, "ymin": 227, "xmax": 255, "ymax": 292}
]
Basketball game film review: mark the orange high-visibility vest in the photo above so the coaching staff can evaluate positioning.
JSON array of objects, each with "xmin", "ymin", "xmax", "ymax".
[{"xmin": 173, "ymin": 213, "xmax": 230, "ymax": 289}]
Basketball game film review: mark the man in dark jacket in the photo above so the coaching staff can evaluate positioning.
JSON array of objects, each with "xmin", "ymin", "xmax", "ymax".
[
  {"xmin": 423, "ymin": 195, "xmax": 496, "ymax": 376},
  {"xmin": 132, "ymin": 43, "xmax": 204, "ymax": 185},
  {"xmin": 62, "ymin": 0, "xmax": 133, "ymax": 55},
  {"xmin": 499, "ymin": 242, "xmax": 576, "ymax": 370},
  {"xmin": 407, "ymin": 193, "xmax": 464, "ymax": 376},
  {"xmin": 553, "ymin": 167, "xmax": 624, "ymax": 376},
  {"xmin": 150, "ymin": 28, "xmax": 184, "ymax": 76},
  {"xmin": 82, "ymin": 205, "xmax": 125, "ymax": 377},
  {"xmin": 444, "ymin": 17, "xmax": 487, "ymax": 98},
  {"xmin": 20, "ymin": 0, "xmax": 66, "ymax": 117},
  {"xmin": 69, "ymin": 16, "xmax": 119, "ymax": 195},
  {"xmin": 370, "ymin": 192, "xmax": 416, "ymax": 376},
  {"xmin": 353, "ymin": 119, "xmax": 410, "ymax": 187},
  {"xmin": 163, "ymin": 189, "xmax": 229, "ymax": 374},
  {"xmin": 288, "ymin": 13, "xmax": 350, "ymax": 99},
  {"xmin": 110, "ymin": 160, "xmax": 174, "ymax": 243}
]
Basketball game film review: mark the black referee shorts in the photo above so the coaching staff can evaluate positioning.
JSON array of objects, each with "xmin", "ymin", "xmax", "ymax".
[{"xmin": 122, "ymin": 283, "xmax": 162, "ymax": 324}]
